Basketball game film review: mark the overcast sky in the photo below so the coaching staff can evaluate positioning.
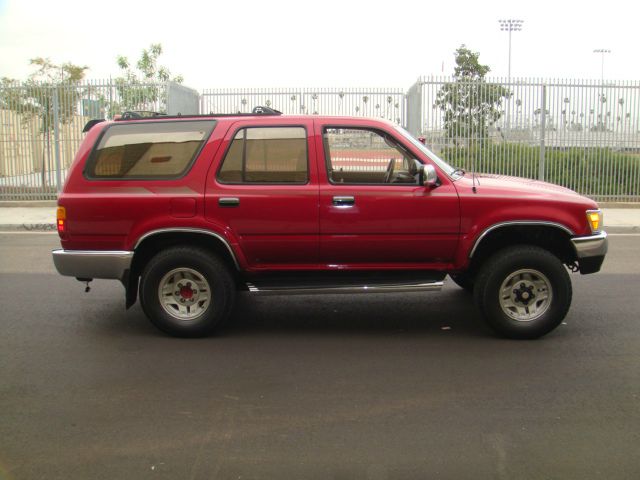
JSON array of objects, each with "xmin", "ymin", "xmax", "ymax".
[{"xmin": 0, "ymin": 0, "xmax": 637, "ymax": 91}]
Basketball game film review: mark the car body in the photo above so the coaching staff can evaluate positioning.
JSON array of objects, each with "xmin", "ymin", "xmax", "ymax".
[{"xmin": 52, "ymin": 110, "xmax": 607, "ymax": 338}]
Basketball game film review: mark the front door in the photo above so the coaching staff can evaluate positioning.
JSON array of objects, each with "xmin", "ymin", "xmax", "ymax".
[{"xmin": 317, "ymin": 123, "xmax": 460, "ymax": 267}]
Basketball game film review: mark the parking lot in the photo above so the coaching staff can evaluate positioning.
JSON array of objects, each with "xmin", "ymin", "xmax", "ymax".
[{"xmin": 1, "ymin": 233, "xmax": 639, "ymax": 479}]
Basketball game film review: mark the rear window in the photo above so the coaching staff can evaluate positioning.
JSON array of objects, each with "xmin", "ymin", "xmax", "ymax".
[{"xmin": 85, "ymin": 120, "xmax": 215, "ymax": 179}]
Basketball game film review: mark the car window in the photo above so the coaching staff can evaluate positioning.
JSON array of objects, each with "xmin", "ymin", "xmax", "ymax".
[
  {"xmin": 86, "ymin": 120, "xmax": 215, "ymax": 179},
  {"xmin": 324, "ymin": 127, "xmax": 418, "ymax": 185},
  {"xmin": 217, "ymin": 127, "xmax": 308, "ymax": 184}
]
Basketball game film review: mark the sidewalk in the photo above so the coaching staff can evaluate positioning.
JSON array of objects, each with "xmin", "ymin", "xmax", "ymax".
[{"xmin": 1, "ymin": 203, "xmax": 639, "ymax": 233}]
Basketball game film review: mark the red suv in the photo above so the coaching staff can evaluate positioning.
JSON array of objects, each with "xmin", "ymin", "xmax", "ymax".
[{"xmin": 52, "ymin": 109, "xmax": 608, "ymax": 339}]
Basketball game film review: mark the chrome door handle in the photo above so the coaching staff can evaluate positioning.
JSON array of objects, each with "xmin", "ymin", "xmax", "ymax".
[
  {"xmin": 332, "ymin": 196, "xmax": 355, "ymax": 207},
  {"xmin": 219, "ymin": 197, "xmax": 240, "ymax": 207}
]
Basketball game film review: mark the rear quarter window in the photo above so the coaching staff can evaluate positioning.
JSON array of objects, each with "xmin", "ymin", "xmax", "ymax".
[{"xmin": 85, "ymin": 120, "xmax": 216, "ymax": 179}]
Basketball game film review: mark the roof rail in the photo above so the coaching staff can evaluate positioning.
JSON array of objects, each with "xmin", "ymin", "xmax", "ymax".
[
  {"xmin": 82, "ymin": 119, "xmax": 106, "ymax": 133},
  {"xmin": 112, "ymin": 106, "xmax": 283, "ymax": 122}
]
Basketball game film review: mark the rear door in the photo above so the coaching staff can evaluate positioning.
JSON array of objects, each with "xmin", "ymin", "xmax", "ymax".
[{"xmin": 204, "ymin": 119, "xmax": 319, "ymax": 269}]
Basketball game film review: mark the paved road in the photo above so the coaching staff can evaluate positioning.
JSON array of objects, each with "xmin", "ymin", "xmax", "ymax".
[{"xmin": 1, "ymin": 233, "xmax": 639, "ymax": 479}]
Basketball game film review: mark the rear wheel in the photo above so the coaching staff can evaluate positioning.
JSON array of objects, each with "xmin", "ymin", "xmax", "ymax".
[
  {"xmin": 473, "ymin": 245, "xmax": 572, "ymax": 339},
  {"xmin": 139, "ymin": 247, "xmax": 235, "ymax": 337}
]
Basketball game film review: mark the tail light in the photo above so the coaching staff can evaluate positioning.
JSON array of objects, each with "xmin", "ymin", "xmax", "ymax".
[{"xmin": 57, "ymin": 206, "xmax": 67, "ymax": 237}]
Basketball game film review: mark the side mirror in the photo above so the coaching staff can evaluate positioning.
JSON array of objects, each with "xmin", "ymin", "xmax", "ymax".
[{"xmin": 418, "ymin": 163, "xmax": 439, "ymax": 188}]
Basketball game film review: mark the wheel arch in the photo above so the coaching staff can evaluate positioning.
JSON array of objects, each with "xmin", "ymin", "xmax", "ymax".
[
  {"xmin": 125, "ymin": 229, "xmax": 241, "ymax": 308},
  {"xmin": 468, "ymin": 222, "xmax": 577, "ymax": 274}
]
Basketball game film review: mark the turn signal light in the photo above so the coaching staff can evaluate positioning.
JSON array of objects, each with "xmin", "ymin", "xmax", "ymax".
[
  {"xmin": 586, "ymin": 210, "xmax": 602, "ymax": 233},
  {"xmin": 57, "ymin": 206, "xmax": 66, "ymax": 236}
]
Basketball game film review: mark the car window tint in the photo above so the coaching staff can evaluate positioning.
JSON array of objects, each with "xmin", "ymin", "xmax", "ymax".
[
  {"xmin": 87, "ymin": 120, "xmax": 215, "ymax": 179},
  {"xmin": 218, "ymin": 127, "xmax": 308, "ymax": 183}
]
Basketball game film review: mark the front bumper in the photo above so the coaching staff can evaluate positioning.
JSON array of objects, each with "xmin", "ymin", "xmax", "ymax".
[
  {"xmin": 571, "ymin": 231, "xmax": 608, "ymax": 274},
  {"xmin": 52, "ymin": 249, "xmax": 133, "ymax": 281}
]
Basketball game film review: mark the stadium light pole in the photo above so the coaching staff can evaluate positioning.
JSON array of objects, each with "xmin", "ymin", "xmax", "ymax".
[
  {"xmin": 593, "ymin": 49, "xmax": 611, "ymax": 84},
  {"xmin": 499, "ymin": 19, "xmax": 524, "ymax": 84},
  {"xmin": 499, "ymin": 19, "xmax": 523, "ymax": 131}
]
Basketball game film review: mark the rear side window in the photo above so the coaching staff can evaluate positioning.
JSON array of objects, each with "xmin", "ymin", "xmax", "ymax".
[
  {"xmin": 85, "ymin": 120, "xmax": 215, "ymax": 179},
  {"xmin": 217, "ymin": 127, "xmax": 308, "ymax": 184}
]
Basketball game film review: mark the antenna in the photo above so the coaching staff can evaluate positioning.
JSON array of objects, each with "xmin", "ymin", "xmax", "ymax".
[
  {"xmin": 472, "ymin": 160, "xmax": 477, "ymax": 193},
  {"xmin": 471, "ymin": 146, "xmax": 477, "ymax": 193}
]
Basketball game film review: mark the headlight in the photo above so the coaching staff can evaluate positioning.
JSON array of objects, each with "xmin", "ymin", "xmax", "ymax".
[{"xmin": 586, "ymin": 209, "xmax": 603, "ymax": 233}]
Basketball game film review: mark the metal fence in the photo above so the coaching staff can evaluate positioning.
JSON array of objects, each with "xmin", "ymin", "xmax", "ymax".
[
  {"xmin": 1, "ymin": 78, "xmax": 639, "ymax": 202},
  {"xmin": 201, "ymin": 87, "xmax": 407, "ymax": 122},
  {"xmin": 409, "ymin": 77, "xmax": 640, "ymax": 202}
]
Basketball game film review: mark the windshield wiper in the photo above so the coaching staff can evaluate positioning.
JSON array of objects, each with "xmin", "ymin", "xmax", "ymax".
[{"xmin": 452, "ymin": 168, "xmax": 466, "ymax": 176}]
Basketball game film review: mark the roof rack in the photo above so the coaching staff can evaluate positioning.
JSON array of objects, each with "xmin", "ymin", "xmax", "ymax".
[
  {"xmin": 120, "ymin": 111, "xmax": 167, "ymax": 120},
  {"xmin": 251, "ymin": 106, "xmax": 282, "ymax": 115},
  {"xmin": 113, "ymin": 106, "xmax": 282, "ymax": 122}
]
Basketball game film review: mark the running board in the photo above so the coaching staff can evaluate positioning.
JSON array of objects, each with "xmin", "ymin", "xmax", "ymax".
[{"xmin": 245, "ymin": 280, "xmax": 444, "ymax": 296}]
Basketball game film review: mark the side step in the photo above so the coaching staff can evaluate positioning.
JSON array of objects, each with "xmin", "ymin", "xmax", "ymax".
[{"xmin": 244, "ymin": 271, "xmax": 445, "ymax": 296}]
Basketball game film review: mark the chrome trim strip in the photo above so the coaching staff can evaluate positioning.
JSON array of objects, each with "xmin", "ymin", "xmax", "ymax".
[
  {"xmin": 52, "ymin": 249, "xmax": 133, "ymax": 280},
  {"xmin": 245, "ymin": 281, "xmax": 444, "ymax": 296},
  {"xmin": 133, "ymin": 228, "xmax": 240, "ymax": 269},
  {"xmin": 469, "ymin": 221, "xmax": 575, "ymax": 258},
  {"xmin": 571, "ymin": 231, "xmax": 608, "ymax": 258}
]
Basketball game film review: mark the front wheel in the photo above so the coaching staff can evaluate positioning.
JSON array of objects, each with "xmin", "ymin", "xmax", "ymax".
[
  {"xmin": 473, "ymin": 246, "xmax": 572, "ymax": 339},
  {"xmin": 139, "ymin": 247, "xmax": 235, "ymax": 337}
]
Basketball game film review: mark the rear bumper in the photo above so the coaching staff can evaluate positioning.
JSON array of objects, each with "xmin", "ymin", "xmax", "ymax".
[
  {"xmin": 52, "ymin": 249, "xmax": 133, "ymax": 281},
  {"xmin": 571, "ymin": 231, "xmax": 608, "ymax": 274}
]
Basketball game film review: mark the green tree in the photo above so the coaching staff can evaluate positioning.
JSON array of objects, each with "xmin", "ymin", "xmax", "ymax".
[
  {"xmin": 0, "ymin": 58, "xmax": 88, "ymax": 186},
  {"xmin": 113, "ymin": 43, "xmax": 183, "ymax": 113},
  {"xmin": 436, "ymin": 45, "xmax": 511, "ymax": 147}
]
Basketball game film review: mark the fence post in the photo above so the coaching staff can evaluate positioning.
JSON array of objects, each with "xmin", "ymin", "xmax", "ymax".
[
  {"xmin": 406, "ymin": 79, "xmax": 423, "ymax": 136},
  {"xmin": 52, "ymin": 88, "xmax": 62, "ymax": 192},
  {"xmin": 539, "ymin": 84, "xmax": 547, "ymax": 181}
]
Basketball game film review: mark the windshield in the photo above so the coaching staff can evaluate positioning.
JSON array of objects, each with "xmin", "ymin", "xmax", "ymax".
[{"xmin": 393, "ymin": 125, "xmax": 457, "ymax": 177}]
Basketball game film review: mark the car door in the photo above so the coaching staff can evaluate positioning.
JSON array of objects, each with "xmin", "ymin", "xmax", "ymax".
[
  {"xmin": 205, "ymin": 119, "xmax": 319, "ymax": 268},
  {"xmin": 316, "ymin": 121, "xmax": 460, "ymax": 267}
]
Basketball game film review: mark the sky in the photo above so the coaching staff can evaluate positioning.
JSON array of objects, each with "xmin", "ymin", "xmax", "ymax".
[{"xmin": 0, "ymin": 0, "xmax": 637, "ymax": 91}]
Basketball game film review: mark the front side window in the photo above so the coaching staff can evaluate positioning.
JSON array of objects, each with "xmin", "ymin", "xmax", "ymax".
[
  {"xmin": 324, "ymin": 128, "xmax": 419, "ymax": 185},
  {"xmin": 217, "ymin": 127, "xmax": 308, "ymax": 184},
  {"xmin": 86, "ymin": 120, "xmax": 215, "ymax": 179}
]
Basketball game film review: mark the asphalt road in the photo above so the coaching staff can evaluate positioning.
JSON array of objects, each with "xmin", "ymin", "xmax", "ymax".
[{"xmin": 1, "ymin": 233, "xmax": 639, "ymax": 479}]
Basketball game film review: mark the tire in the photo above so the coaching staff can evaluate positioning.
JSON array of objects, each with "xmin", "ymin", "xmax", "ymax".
[
  {"xmin": 139, "ymin": 246, "xmax": 235, "ymax": 338},
  {"xmin": 473, "ymin": 245, "xmax": 572, "ymax": 339},
  {"xmin": 449, "ymin": 272, "xmax": 474, "ymax": 292}
]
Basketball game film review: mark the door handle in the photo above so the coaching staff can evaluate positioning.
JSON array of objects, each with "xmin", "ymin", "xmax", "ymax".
[
  {"xmin": 219, "ymin": 197, "xmax": 240, "ymax": 207},
  {"xmin": 332, "ymin": 196, "xmax": 355, "ymax": 207}
]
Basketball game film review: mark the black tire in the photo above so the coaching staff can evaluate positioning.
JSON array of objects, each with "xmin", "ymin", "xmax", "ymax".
[
  {"xmin": 473, "ymin": 245, "xmax": 572, "ymax": 339},
  {"xmin": 449, "ymin": 272, "xmax": 475, "ymax": 292},
  {"xmin": 139, "ymin": 246, "xmax": 235, "ymax": 338}
]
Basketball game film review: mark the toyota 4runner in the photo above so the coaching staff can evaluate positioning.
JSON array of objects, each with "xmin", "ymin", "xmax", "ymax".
[{"xmin": 52, "ymin": 108, "xmax": 608, "ymax": 339}]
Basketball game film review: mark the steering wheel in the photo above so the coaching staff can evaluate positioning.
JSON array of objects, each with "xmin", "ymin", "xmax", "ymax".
[{"xmin": 383, "ymin": 159, "xmax": 395, "ymax": 183}]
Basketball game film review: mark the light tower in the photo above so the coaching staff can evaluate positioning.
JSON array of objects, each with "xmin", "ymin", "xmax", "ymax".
[
  {"xmin": 498, "ymin": 19, "xmax": 524, "ymax": 83},
  {"xmin": 593, "ymin": 49, "xmax": 611, "ymax": 84}
]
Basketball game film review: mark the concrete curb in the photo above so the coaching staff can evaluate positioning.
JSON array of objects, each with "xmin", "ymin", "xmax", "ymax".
[
  {"xmin": 606, "ymin": 226, "xmax": 640, "ymax": 234},
  {"xmin": 0, "ymin": 201, "xmax": 58, "ymax": 208},
  {"xmin": 0, "ymin": 224, "xmax": 57, "ymax": 232}
]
